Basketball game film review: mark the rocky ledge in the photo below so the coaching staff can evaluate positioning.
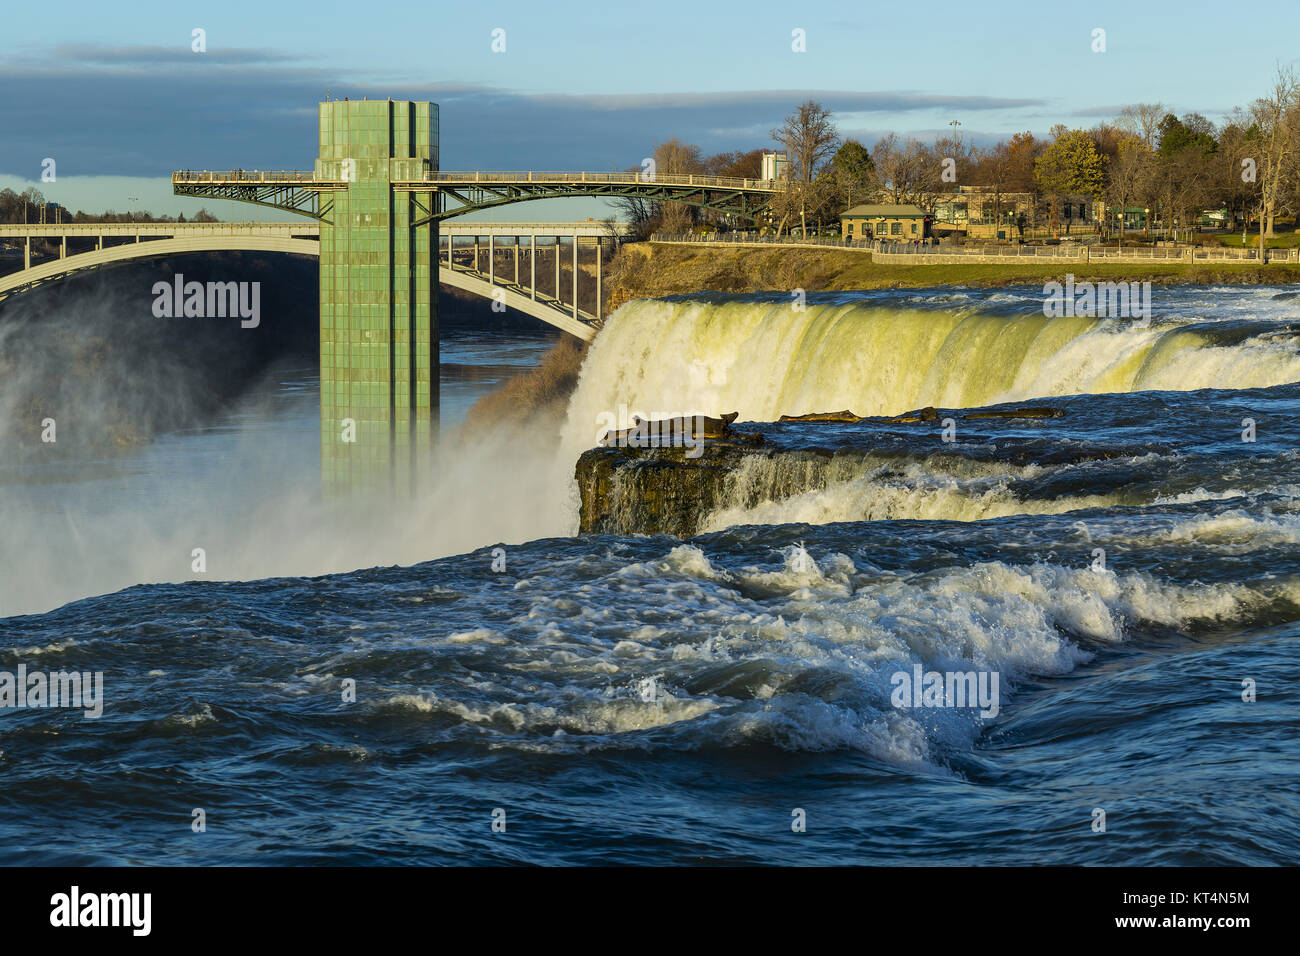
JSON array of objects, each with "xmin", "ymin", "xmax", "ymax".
[{"xmin": 575, "ymin": 404, "xmax": 1098, "ymax": 537}]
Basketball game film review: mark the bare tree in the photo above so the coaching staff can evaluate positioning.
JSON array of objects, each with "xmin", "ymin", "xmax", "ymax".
[
  {"xmin": 1218, "ymin": 115, "xmax": 1261, "ymax": 230},
  {"xmin": 653, "ymin": 138, "xmax": 706, "ymax": 233},
  {"xmin": 1248, "ymin": 67, "xmax": 1300, "ymax": 246},
  {"xmin": 1116, "ymin": 103, "xmax": 1168, "ymax": 149},
  {"xmin": 772, "ymin": 100, "xmax": 841, "ymax": 236},
  {"xmin": 871, "ymin": 133, "xmax": 934, "ymax": 206},
  {"xmin": 970, "ymin": 141, "xmax": 1017, "ymax": 234},
  {"xmin": 611, "ymin": 187, "xmax": 657, "ymax": 241},
  {"xmin": 1105, "ymin": 135, "xmax": 1154, "ymax": 239}
]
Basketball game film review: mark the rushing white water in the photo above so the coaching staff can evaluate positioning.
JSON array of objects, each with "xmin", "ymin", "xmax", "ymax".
[
  {"xmin": 561, "ymin": 299, "xmax": 1300, "ymax": 441},
  {"xmin": 7, "ymin": 290, "xmax": 1300, "ymax": 615},
  {"xmin": 556, "ymin": 295, "xmax": 1300, "ymax": 533},
  {"xmin": 699, "ymin": 455, "xmax": 1122, "ymax": 531}
]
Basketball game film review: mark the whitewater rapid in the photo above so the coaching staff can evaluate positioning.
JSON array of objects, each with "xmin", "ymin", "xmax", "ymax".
[
  {"xmin": 561, "ymin": 296, "xmax": 1300, "ymax": 444},
  {"xmin": 558, "ymin": 289, "xmax": 1300, "ymax": 533}
]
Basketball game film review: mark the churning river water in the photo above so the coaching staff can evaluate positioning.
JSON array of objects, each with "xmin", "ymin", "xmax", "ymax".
[{"xmin": 1, "ymin": 285, "xmax": 1298, "ymax": 864}]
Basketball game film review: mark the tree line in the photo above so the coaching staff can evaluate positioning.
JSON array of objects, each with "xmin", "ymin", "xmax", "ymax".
[
  {"xmin": 623, "ymin": 66, "xmax": 1300, "ymax": 249},
  {"xmin": 0, "ymin": 187, "xmax": 219, "ymax": 225}
]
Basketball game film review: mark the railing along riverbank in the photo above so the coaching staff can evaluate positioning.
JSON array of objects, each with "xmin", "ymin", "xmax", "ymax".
[
  {"xmin": 650, "ymin": 232, "xmax": 872, "ymax": 252},
  {"xmin": 872, "ymin": 242, "xmax": 1300, "ymax": 264},
  {"xmin": 651, "ymin": 232, "xmax": 1300, "ymax": 265}
]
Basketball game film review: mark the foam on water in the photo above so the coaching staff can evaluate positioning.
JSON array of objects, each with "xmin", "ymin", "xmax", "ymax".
[
  {"xmin": 562, "ymin": 298, "xmax": 1300, "ymax": 449},
  {"xmin": 295, "ymin": 542, "xmax": 1296, "ymax": 770},
  {"xmin": 700, "ymin": 455, "xmax": 1123, "ymax": 529}
]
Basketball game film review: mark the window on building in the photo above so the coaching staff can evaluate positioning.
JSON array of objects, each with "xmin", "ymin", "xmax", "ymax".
[
  {"xmin": 891, "ymin": 222, "xmax": 901, "ymax": 235},
  {"xmin": 910, "ymin": 222, "xmax": 918, "ymax": 234},
  {"xmin": 846, "ymin": 222, "xmax": 854, "ymax": 234}
]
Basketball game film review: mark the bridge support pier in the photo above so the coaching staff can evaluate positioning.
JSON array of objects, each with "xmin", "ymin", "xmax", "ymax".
[
  {"xmin": 23, "ymin": 238, "xmax": 29, "ymax": 270},
  {"xmin": 316, "ymin": 99, "xmax": 440, "ymax": 498}
]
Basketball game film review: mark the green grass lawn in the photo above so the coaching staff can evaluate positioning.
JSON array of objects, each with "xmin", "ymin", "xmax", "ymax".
[
  {"xmin": 624, "ymin": 243, "xmax": 1300, "ymax": 299},
  {"xmin": 1213, "ymin": 232, "xmax": 1300, "ymax": 248}
]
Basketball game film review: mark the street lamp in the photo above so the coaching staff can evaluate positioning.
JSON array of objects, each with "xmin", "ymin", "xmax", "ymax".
[{"xmin": 128, "ymin": 197, "xmax": 139, "ymax": 222}]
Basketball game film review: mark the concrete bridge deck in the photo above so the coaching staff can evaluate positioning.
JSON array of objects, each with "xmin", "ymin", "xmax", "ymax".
[
  {"xmin": 0, "ymin": 220, "xmax": 625, "ymax": 340},
  {"xmin": 0, "ymin": 221, "xmax": 629, "ymax": 239}
]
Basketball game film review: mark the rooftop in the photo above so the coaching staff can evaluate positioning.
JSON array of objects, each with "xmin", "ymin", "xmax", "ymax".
[{"xmin": 842, "ymin": 203, "xmax": 928, "ymax": 218}]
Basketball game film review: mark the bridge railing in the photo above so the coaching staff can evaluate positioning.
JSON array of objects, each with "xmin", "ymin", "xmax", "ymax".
[
  {"xmin": 170, "ymin": 169, "xmax": 786, "ymax": 192},
  {"xmin": 172, "ymin": 170, "xmax": 326, "ymax": 183},
  {"xmin": 0, "ymin": 224, "xmax": 322, "ymax": 245},
  {"xmin": 650, "ymin": 231, "xmax": 870, "ymax": 249},
  {"xmin": 431, "ymin": 171, "xmax": 783, "ymax": 191}
]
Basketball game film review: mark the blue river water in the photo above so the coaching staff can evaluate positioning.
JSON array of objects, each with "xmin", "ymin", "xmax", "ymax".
[{"xmin": 1, "ymin": 284, "xmax": 1297, "ymax": 865}]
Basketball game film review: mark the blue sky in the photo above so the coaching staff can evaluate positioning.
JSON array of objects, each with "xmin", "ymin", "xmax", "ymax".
[{"xmin": 2, "ymin": 0, "xmax": 1297, "ymax": 219}]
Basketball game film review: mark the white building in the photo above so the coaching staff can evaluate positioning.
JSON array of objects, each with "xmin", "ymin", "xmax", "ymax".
[{"xmin": 761, "ymin": 151, "xmax": 790, "ymax": 181}]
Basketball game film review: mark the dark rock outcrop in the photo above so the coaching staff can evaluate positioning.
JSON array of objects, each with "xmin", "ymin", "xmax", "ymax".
[
  {"xmin": 575, "ymin": 403, "xmax": 1076, "ymax": 537},
  {"xmin": 778, "ymin": 410, "xmax": 863, "ymax": 423},
  {"xmin": 964, "ymin": 406, "xmax": 1066, "ymax": 419}
]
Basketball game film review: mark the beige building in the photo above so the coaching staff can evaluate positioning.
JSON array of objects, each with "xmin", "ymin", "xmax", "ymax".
[
  {"xmin": 840, "ymin": 203, "xmax": 930, "ymax": 240},
  {"xmin": 928, "ymin": 186, "xmax": 1103, "ymax": 238}
]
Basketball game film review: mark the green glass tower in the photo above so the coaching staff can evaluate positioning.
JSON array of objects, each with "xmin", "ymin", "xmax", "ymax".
[{"xmin": 315, "ymin": 100, "xmax": 439, "ymax": 494}]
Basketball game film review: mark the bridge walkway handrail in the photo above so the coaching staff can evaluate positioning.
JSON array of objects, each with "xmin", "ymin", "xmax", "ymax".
[
  {"xmin": 873, "ymin": 241, "xmax": 1289, "ymax": 262},
  {"xmin": 172, "ymin": 170, "xmax": 327, "ymax": 183},
  {"xmin": 172, "ymin": 169, "xmax": 786, "ymax": 191},
  {"xmin": 0, "ymin": 222, "xmax": 321, "ymax": 236}
]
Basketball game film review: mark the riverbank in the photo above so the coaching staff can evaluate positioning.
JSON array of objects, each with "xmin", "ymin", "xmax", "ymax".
[{"xmin": 604, "ymin": 241, "xmax": 1300, "ymax": 304}]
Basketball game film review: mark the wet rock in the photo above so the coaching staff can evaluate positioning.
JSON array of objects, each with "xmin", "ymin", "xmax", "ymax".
[
  {"xmin": 965, "ymin": 406, "xmax": 1066, "ymax": 420},
  {"xmin": 880, "ymin": 406, "xmax": 940, "ymax": 423},
  {"xmin": 778, "ymin": 410, "xmax": 863, "ymax": 423},
  {"xmin": 599, "ymin": 411, "xmax": 745, "ymax": 448},
  {"xmin": 576, "ymin": 443, "xmax": 784, "ymax": 536}
]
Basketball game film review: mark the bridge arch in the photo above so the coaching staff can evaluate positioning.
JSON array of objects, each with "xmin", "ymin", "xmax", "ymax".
[{"xmin": 0, "ymin": 235, "xmax": 596, "ymax": 340}]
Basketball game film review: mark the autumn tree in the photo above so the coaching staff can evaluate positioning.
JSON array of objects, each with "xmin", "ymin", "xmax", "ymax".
[
  {"xmin": 705, "ymin": 149, "xmax": 764, "ymax": 179},
  {"xmin": 1004, "ymin": 132, "xmax": 1041, "ymax": 192},
  {"xmin": 1035, "ymin": 129, "xmax": 1106, "ymax": 234}
]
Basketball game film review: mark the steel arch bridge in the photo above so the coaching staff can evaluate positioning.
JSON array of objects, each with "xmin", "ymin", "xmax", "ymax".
[
  {"xmin": 0, "ymin": 221, "xmax": 622, "ymax": 342},
  {"xmin": 4, "ymin": 100, "xmax": 791, "ymax": 494},
  {"xmin": 171, "ymin": 169, "xmax": 784, "ymax": 225}
]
